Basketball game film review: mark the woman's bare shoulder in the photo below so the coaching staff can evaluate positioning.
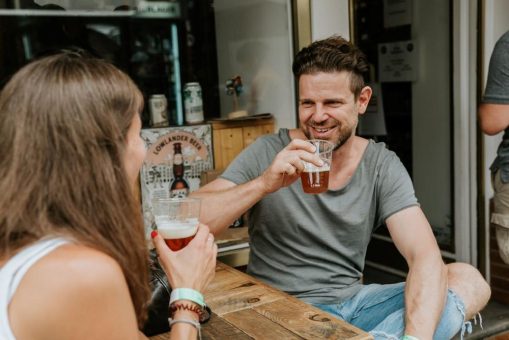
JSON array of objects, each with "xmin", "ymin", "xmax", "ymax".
[
  {"xmin": 25, "ymin": 243, "xmax": 126, "ymax": 291},
  {"xmin": 9, "ymin": 243, "xmax": 139, "ymax": 340}
]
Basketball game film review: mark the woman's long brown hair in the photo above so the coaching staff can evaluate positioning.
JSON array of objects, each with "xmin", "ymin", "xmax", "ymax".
[{"xmin": 0, "ymin": 51, "xmax": 151, "ymax": 326}]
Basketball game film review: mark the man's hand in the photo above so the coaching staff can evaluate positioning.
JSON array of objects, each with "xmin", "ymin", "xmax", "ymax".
[{"xmin": 260, "ymin": 139, "xmax": 323, "ymax": 194}]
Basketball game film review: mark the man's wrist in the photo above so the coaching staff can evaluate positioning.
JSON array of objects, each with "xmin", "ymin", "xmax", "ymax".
[{"xmin": 256, "ymin": 174, "xmax": 273, "ymax": 195}]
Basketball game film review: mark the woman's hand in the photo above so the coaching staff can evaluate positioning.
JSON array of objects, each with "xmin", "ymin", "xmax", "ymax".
[{"xmin": 152, "ymin": 223, "xmax": 217, "ymax": 292}]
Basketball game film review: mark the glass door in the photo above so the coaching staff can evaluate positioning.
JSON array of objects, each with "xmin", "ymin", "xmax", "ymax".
[{"xmin": 351, "ymin": 0, "xmax": 455, "ymax": 274}]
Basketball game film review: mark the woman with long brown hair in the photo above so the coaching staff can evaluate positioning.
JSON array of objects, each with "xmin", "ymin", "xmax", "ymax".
[{"xmin": 0, "ymin": 51, "xmax": 216, "ymax": 339}]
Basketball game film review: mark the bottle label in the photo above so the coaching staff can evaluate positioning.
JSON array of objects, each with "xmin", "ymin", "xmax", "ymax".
[
  {"xmin": 184, "ymin": 82, "xmax": 204, "ymax": 124},
  {"xmin": 170, "ymin": 188, "xmax": 189, "ymax": 198},
  {"xmin": 149, "ymin": 94, "xmax": 168, "ymax": 127},
  {"xmin": 173, "ymin": 154, "xmax": 183, "ymax": 165}
]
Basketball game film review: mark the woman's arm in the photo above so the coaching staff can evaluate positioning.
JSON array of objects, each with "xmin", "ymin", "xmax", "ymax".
[
  {"xmin": 152, "ymin": 224, "xmax": 217, "ymax": 339},
  {"xmin": 169, "ymin": 309, "xmax": 200, "ymax": 340}
]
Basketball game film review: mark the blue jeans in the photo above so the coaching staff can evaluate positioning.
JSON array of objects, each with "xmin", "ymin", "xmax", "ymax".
[{"xmin": 313, "ymin": 283, "xmax": 474, "ymax": 340}]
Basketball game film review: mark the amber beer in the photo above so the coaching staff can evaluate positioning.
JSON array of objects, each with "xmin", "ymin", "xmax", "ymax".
[
  {"xmin": 156, "ymin": 218, "xmax": 198, "ymax": 251},
  {"xmin": 153, "ymin": 198, "xmax": 201, "ymax": 251},
  {"xmin": 300, "ymin": 168, "xmax": 330, "ymax": 194},
  {"xmin": 300, "ymin": 139, "xmax": 333, "ymax": 194}
]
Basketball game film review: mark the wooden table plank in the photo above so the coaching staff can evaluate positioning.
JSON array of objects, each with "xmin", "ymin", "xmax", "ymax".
[
  {"xmin": 252, "ymin": 299, "xmax": 367, "ymax": 340},
  {"xmin": 149, "ymin": 262, "xmax": 373, "ymax": 340},
  {"xmin": 148, "ymin": 313, "xmax": 254, "ymax": 340},
  {"xmin": 203, "ymin": 265, "xmax": 254, "ymax": 294},
  {"xmin": 223, "ymin": 308, "xmax": 305, "ymax": 339},
  {"xmin": 204, "ymin": 262, "xmax": 285, "ymax": 316},
  {"xmin": 202, "ymin": 313, "xmax": 253, "ymax": 340},
  {"xmin": 207, "ymin": 284, "xmax": 284, "ymax": 316}
]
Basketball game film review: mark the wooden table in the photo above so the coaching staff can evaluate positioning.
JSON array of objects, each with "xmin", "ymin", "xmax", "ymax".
[{"xmin": 150, "ymin": 262, "xmax": 373, "ymax": 339}]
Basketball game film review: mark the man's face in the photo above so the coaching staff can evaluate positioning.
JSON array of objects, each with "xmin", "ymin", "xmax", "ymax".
[{"xmin": 298, "ymin": 71, "xmax": 370, "ymax": 149}]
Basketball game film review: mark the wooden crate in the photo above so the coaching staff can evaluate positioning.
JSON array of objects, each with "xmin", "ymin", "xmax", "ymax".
[{"xmin": 211, "ymin": 116, "xmax": 274, "ymax": 170}]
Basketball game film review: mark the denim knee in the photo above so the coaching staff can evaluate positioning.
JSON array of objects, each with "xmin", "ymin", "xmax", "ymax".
[{"xmin": 369, "ymin": 289, "xmax": 472, "ymax": 340}]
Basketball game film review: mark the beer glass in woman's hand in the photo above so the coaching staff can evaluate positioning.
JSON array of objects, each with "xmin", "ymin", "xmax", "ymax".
[{"xmin": 152, "ymin": 198, "xmax": 201, "ymax": 250}]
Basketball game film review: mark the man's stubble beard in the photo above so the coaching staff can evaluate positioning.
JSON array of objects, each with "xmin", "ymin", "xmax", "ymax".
[{"xmin": 302, "ymin": 117, "xmax": 358, "ymax": 151}]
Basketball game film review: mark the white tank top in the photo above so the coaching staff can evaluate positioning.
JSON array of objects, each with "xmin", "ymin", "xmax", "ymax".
[{"xmin": 0, "ymin": 237, "xmax": 70, "ymax": 340}]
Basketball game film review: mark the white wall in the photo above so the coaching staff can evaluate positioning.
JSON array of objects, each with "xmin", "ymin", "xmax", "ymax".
[
  {"xmin": 310, "ymin": 0, "xmax": 350, "ymax": 41},
  {"xmin": 213, "ymin": 0, "xmax": 351, "ymax": 129},
  {"xmin": 214, "ymin": 0, "xmax": 296, "ymax": 129}
]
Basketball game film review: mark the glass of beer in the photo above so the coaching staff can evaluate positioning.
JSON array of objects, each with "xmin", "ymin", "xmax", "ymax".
[
  {"xmin": 152, "ymin": 198, "xmax": 201, "ymax": 251},
  {"xmin": 300, "ymin": 139, "xmax": 334, "ymax": 194}
]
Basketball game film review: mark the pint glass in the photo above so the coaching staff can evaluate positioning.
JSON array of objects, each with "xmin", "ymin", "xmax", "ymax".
[
  {"xmin": 152, "ymin": 198, "xmax": 201, "ymax": 251},
  {"xmin": 300, "ymin": 139, "xmax": 333, "ymax": 194}
]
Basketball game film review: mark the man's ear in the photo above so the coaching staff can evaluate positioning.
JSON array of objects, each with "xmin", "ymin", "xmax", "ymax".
[{"xmin": 357, "ymin": 86, "xmax": 373, "ymax": 115}]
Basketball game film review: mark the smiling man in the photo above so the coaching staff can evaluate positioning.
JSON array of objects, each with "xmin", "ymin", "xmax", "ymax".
[{"xmin": 193, "ymin": 36, "xmax": 490, "ymax": 339}]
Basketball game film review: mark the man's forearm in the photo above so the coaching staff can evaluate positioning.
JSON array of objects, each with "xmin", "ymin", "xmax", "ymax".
[
  {"xmin": 404, "ymin": 256, "xmax": 448, "ymax": 338},
  {"xmin": 190, "ymin": 177, "xmax": 267, "ymax": 235}
]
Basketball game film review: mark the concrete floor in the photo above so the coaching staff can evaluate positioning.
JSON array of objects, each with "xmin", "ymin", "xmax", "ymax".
[{"xmin": 363, "ymin": 266, "xmax": 509, "ymax": 339}]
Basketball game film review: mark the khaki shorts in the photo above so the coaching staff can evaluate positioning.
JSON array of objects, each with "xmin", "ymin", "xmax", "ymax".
[
  {"xmin": 492, "ymin": 170, "xmax": 509, "ymax": 228},
  {"xmin": 492, "ymin": 170, "xmax": 509, "ymax": 263}
]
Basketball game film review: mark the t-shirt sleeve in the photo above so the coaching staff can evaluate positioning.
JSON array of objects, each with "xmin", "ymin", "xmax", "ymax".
[
  {"xmin": 483, "ymin": 32, "xmax": 509, "ymax": 104},
  {"xmin": 375, "ymin": 150, "xmax": 419, "ymax": 227},
  {"xmin": 219, "ymin": 137, "xmax": 268, "ymax": 185}
]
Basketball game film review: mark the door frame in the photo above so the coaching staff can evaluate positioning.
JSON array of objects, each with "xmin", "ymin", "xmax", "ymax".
[{"xmin": 452, "ymin": 0, "xmax": 478, "ymax": 266}]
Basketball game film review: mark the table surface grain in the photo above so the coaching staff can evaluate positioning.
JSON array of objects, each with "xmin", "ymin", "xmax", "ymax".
[{"xmin": 149, "ymin": 262, "xmax": 373, "ymax": 340}]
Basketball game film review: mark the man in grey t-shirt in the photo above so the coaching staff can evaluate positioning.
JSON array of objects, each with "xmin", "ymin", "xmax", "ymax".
[
  {"xmin": 479, "ymin": 30, "xmax": 509, "ymax": 264},
  {"xmin": 194, "ymin": 36, "xmax": 490, "ymax": 339}
]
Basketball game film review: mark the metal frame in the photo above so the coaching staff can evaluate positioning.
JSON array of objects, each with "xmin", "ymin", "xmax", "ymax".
[{"xmin": 452, "ymin": 0, "xmax": 478, "ymax": 265}]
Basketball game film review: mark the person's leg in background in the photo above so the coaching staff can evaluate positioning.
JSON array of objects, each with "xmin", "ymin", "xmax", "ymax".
[{"xmin": 492, "ymin": 169, "xmax": 509, "ymax": 264}]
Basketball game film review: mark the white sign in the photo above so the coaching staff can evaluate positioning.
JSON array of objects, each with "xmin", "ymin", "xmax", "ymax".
[
  {"xmin": 378, "ymin": 40, "xmax": 418, "ymax": 82},
  {"xmin": 139, "ymin": 124, "xmax": 213, "ymax": 233},
  {"xmin": 383, "ymin": 0, "xmax": 412, "ymax": 28}
]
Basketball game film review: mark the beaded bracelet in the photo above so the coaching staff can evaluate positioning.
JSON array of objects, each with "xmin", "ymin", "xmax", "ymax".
[
  {"xmin": 169, "ymin": 301, "xmax": 211, "ymax": 324},
  {"xmin": 169, "ymin": 318, "xmax": 202, "ymax": 340}
]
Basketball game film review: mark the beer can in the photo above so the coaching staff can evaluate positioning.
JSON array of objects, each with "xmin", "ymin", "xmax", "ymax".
[
  {"xmin": 149, "ymin": 94, "xmax": 168, "ymax": 127},
  {"xmin": 183, "ymin": 82, "xmax": 204, "ymax": 124}
]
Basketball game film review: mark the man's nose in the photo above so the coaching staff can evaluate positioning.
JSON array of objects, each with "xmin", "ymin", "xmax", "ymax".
[{"xmin": 312, "ymin": 104, "xmax": 329, "ymax": 123}]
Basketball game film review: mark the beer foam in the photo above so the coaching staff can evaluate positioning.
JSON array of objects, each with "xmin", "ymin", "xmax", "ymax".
[
  {"xmin": 155, "ymin": 217, "xmax": 199, "ymax": 239},
  {"xmin": 303, "ymin": 161, "xmax": 330, "ymax": 172}
]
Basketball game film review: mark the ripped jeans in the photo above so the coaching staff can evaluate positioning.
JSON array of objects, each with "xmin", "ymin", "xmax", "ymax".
[{"xmin": 313, "ymin": 282, "xmax": 478, "ymax": 340}]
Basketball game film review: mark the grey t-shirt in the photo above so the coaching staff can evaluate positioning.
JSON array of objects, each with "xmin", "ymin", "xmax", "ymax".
[
  {"xmin": 482, "ymin": 30, "xmax": 509, "ymax": 181},
  {"xmin": 221, "ymin": 129, "xmax": 418, "ymax": 304}
]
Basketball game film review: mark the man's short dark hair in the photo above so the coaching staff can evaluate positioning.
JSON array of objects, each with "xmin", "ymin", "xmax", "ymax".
[{"xmin": 292, "ymin": 35, "xmax": 369, "ymax": 99}]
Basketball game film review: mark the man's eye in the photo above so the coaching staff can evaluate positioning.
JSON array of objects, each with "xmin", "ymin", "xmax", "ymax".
[{"xmin": 327, "ymin": 102, "xmax": 342, "ymax": 107}]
